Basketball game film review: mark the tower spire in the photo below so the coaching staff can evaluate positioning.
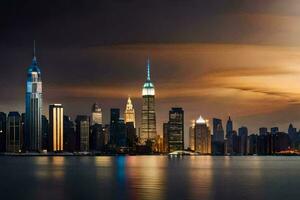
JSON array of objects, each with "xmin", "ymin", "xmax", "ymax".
[
  {"xmin": 33, "ymin": 40, "xmax": 36, "ymax": 61},
  {"xmin": 147, "ymin": 57, "xmax": 150, "ymax": 81}
]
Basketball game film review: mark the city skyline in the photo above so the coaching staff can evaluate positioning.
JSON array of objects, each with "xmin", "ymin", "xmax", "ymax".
[
  {"xmin": 1, "ymin": 45, "xmax": 300, "ymax": 148},
  {"xmin": 2, "ymin": 1, "xmax": 300, "ymax": 146}
]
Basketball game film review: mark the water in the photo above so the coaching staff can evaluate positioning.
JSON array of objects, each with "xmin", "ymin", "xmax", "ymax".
[{"xmin": 0, "ymin": 156, "xmax": 299, "ymax": 200}]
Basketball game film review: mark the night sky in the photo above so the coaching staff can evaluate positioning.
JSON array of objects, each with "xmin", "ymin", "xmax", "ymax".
[{"xmin": 1, "ymin": 0, "xmax": 300, "ymax": 146}]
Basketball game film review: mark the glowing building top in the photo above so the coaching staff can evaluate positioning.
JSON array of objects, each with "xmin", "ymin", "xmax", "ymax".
[
  {"xmin": 196, "ymin": 116, "xmax": 206, "ymax": 124},
  {"xmin": 142, "ymin": 58, "xmax": 155, "ymax": 96},
  {"xmin": 124, "ymin": 97, "xmax": 135, "ymax": 127}
]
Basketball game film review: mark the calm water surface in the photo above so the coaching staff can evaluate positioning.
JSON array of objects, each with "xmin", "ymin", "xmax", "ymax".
[{"xmin": 0, "ymin": 156, "xmax": 299, "ymax": 200}]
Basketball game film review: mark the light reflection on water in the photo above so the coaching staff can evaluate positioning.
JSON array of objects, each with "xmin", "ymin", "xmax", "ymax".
[{"xmin": 1, "ymin": 156, "xmax": 300, "ymax": 200}]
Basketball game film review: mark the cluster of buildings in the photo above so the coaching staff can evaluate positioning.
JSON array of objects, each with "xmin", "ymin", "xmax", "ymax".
[
  {"xmin": 184, "ymin": 117, "xmax": 300, "ymax": 155},
  {"xmin": 0, "ymin": 46, "xmax": 161, "ymax": 154},
  {"xmin": 0, "ymin": 45, "xmax": 299, "ymax": 155}
]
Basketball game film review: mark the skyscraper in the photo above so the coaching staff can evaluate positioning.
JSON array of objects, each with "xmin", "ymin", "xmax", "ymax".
[
  {"xmin": 49, "ymin": 104, "xmax": 64, "ymax": 152},
  {"xmin": 0, "ymin": 112, "xmax": 6, "ymax": 152},
  {"xmin": 168, "ymin": 107, "xmax": 184, "ymax": 152},
  {"xmin": 63, "ymin": 116, "xmax": 76, "ymax": 152},
  {"xmin": 124, "ymin": 97, "xmax": 135, "ymax": 127},
  {"xmin": 213, "ymin": 118, "xmax": 225, "ymax": 142},
  {"xmin": 42, "ymin": 115, "xmax": 49, "ymax": 150},
  {"xmin": 25, "ymin": 42, "xmax": 43, "ymax": 152},
  {"xmin": 91, "ymin": 103, "xmax": 102, "ymax": 125},
  {"xmin": 110, "ymin": 108, "xmax": 120, "ymax": 146},
  {"xmin": 225, "ymin": 116, "xmax": 233, "ymax": 139},
  {"xmin": 6, "ymin": 112, "xmax": 22, "ymax": 153},
  {"xmin": 259, "ymin": 127, "xmax": 268, "ymax": 136},
  {"xmin": 225, "ymin": 116, "xmax": 233, "ymax": 154},
  {"xmin": 194, "ymin": 116, "xmax": 211, "ymax": 154},
  {"xmin": 163, "ymin": 122, "xmax": 169, "ymax": 152},
  {"xmin": 212, "ymin": 118, "xmax": 225, "ymax": 155},
  {"xmin": 75, "ymin": 115, "xmax": 90, "ymax": 152},
  {"xmin": 140, "ymin": 58, "xmax": 157, "ymax": 144},
  {"xmin": 238, "ymin": 126, "xmax": 248, "ymax": 155},
  {"xmin": 189, "ymin": 120, "xmax": 195, "ymax": 151}
]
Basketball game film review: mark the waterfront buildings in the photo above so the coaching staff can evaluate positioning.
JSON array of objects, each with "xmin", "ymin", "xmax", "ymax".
[
  {"xmin": 212, "ymin": 118, "xmax": 225, "ymax": 155},
  {"xmin": 75, "ymin": 115, "xmax": 90, "ymax": 152},
  {"xmin": 238, "ymin": 126, "xmax": 248, "ymax": 155},
  {"xmin": 6, "ymin": 112, "xmax": 22, "ymax": 153},
  {"xmin": 225, "ymin": 116, "xmax": 233, "ymax": 154},
  {"xmin": 42, "ymin": 115, "xmax": 48, "ymax": 150},
  {"xmin": 110, "ymin": 108, "xmax": 120, "ymax": 147},
  {"xmin": 167, "ymin": 107, "xmax": 184, "ymax": 152},
  {"xmin": 189, "ymin": 121, "xmax": 195, "ymax": 151},
  {"xmin": 140, "ymin": 58, "xmax": 157, "ymax": 144},
  {"xmin": 63, "ymin": 116, "xmax": 76, "ymax": 152},
  {"xmin": 49, "ymin": 104, "xmax": 64, "ymax": 152},
  {"xmin": 163, "ymin": 123, "xmax": 169, "ymax": 152},
  {"xmin": 25, "ymin": 43, "xmax": 43, "ymax": 152},
  {"xmin": 194, "ymin": 116, "xmax": 211, "ymax": 154},
  {"xmin": 0, "ymin": 112, "xmax": 6, "ymax": 152}
]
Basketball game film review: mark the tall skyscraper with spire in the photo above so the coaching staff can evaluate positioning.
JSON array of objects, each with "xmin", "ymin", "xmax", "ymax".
[
  {"xmin": 140, "ymin": 58, "xmax": 157, "ymax": 144},
  {"xmin": 25, "ymin": 41, "xmax": 43, "ymax": 151},
  {"xmin": 124, "ymin": 97, "xmax": 135, "ymax": 127}
]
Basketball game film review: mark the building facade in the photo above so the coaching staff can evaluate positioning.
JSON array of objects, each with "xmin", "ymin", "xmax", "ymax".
[
  {"xmin": 0, "ymin": 112, "xmax": 6, "ymax": 152},
  {"xmin": 25, "ymin": 43, "xmax": 43, "ymax": 152},
  {"xmin": 168, "ymin": 107, "xmax": 184, "ymax": 152},
  {"xmin": 140, "ymin": 58, "xmax": 157, "ymax": 144},
  {"xmin": 163, "ymin": 123, "xmax": 169, "ymax": 152},
  {"xmin": 212, "ymin": 118, "xmax": 225, "ymax": 155},
  {"xmin": 6, "ymin": 112, "xmax": 22, "ymax": 153},
  {"xmin": 189, "ymin": 120, "xmax": 195, "ymax": 151},
  {"xmin": 91, "ymin": 103, "xmax": 102, "ymax": 125},
  {"xmin": 75, "ymin": 115, "xmax": 90, "ymax": 152},
  {"xmin": 49, "ymin": 104, "xmax": 64, "ymax": 152},
  {"xmin": 238, "ymin": 126, "xmax": 248, "ymax": 155},
  {"xmin": 64, "ymin": 116, "xmax": 76, "ymax": 152},
  {"xmin": 124, "ymin": 97, "xmax": 135, "ymax": 127},
  {"xmin": 194, "ymin": 116, "xmax": 211, "ymax": 154}
]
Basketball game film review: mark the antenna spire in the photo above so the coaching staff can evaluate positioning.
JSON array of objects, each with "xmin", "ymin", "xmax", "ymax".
[
  {"xmin": 147, "ymin": 57, "xmax": 150, "ymax": 81},
  {"xmin": 33, "ymin": 40, "xmax": 36, "ymax": 61}
]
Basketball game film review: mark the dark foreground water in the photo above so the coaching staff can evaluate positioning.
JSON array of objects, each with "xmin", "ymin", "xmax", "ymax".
[{"xmin": 0, "ymin": 156, "xmax": 300, "ymax": 200}]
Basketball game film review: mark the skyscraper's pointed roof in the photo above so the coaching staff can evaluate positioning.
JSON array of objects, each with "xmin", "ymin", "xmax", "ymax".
[
  {"xmin": 126, "ymin": 97, "xmax": 134, "ymax": 110},
  {"xmin": 147, "ymin": 57, "xmax": 151, "ymax": 81},
  {"xmin": 33, "ymin": 40, "xmax": 36, "ymax": 62},
  {"xmin": 142, "ymin": 57, "xmax": 155, "ymax": 96},
  {"xmin": 28, "ymin": 40, "xmax": 41, "ymax": 74},
  {"xmin": 196, "ymin": 116, "xmax": 206, "ymax": 124}
]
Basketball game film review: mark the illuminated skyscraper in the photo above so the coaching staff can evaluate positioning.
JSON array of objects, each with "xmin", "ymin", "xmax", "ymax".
[
  {"xmin": 140, "ymin": 58, "xmax": 157, "ymax": 144},
  {"xmin": 194, "ymin": 116, "xmax": 211, "ymax": 154},
  {"xmin": 49, "ymin": 104, "xmax": 64, "ymax": 152},
  {"xmin": 91, "ymin": 103, "xmax": 102, "ymax": 125},
  {"xmin": 124, "ymin": 97, "xmax": 135, "ymax": 127},
  {"xmin": 25, "ymin": 41, "xmax": 43, "ymax": 152},
  {"xmin": 7, "ymin": 112, "xmax": 22, "ymax": 153}
]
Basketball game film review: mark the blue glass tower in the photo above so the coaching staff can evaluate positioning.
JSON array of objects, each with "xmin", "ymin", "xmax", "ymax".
[{"xmin": 25, "ymin": 41, "xmax": 43, "ymax": 152}]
